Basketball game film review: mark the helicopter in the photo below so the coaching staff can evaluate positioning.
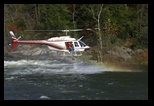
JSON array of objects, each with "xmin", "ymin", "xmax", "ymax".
[{"xmin": 9, "ymin": 29, "xmax": 91, "ymax": 56}]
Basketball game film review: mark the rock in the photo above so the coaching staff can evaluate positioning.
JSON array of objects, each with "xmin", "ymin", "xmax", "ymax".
[
  {"xmin": 39, "ymin": 95, "xmax": 51, "ymax": 100},
  {"xmin": 124, "ymin": 48, "xmax": 133, "ymax": 55},
  {"xmin": 31, "ymin": 48, "xmax": 43, "ymax": 56},
  {"xmin": 108, "ymin": 46, "xmax": 132, "ymax": 61},
  {"xmin": 136, "ymin": 49, "xmax": 143, "ymax": 54}
]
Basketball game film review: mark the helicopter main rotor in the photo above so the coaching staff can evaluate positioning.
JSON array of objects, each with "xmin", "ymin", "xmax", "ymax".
[{"xmin": 24, "ymin": 28, "xmax": 92, "ymax": 36}]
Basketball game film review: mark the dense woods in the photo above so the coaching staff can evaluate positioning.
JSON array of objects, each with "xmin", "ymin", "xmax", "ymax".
[{"xmin": 4, "ymin": 4, "xmax": 148, "ymax": 64}]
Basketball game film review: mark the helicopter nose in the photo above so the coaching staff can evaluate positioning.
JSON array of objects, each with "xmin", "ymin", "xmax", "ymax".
[{"xmin": 85, "ymin": 46, "xmax": 90, "ymax": 51}]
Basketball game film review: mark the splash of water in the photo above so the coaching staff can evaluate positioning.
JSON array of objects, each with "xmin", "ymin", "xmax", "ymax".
[{"xmin": 4, "ymin": 59, "xmax": 141, "ymax": 75}]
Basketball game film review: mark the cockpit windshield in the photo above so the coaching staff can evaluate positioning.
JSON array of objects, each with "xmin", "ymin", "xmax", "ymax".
[{"xmin": 79, "ymin": 41, "xmax": 86, "ymax": 47}]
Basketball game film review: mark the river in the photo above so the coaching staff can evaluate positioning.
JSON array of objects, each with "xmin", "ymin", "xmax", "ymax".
[{"xmin": 4, "ymin": 57, "xmax": 148, "ymax": 100}]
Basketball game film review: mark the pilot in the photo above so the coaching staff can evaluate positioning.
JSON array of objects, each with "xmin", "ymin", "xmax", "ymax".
[
  {"xmin": 70, "ymin": 44, "xmax": 74, "ymax": 51},
  {"xmin": 69, "ymin": 43, "xmax": 74, "ymax": 52}
]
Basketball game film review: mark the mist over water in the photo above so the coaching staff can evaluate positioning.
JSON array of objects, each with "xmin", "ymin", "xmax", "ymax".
[
  {"xmin": 4, "ymin": 58, "xmax": 143, "ymax": 75},
  {"xmin": 4, "ymin": 59, "xmax": 104, "ymax": 75}
]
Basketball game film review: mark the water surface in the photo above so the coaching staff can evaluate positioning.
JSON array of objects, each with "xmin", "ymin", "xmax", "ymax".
[{"xmin": 4, "ymin": 58, "xmax": 148, "ymax": 100}]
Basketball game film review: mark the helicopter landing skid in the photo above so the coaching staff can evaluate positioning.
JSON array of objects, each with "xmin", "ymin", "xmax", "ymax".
[{"xmin": 61, "ymin": 52, "xmax": 82, "ymax": 57}]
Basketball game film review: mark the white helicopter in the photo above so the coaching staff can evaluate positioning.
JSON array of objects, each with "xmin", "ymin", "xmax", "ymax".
[{"xmin": 9, "ymin": 29, "xmax": 91, "ymax": 56}]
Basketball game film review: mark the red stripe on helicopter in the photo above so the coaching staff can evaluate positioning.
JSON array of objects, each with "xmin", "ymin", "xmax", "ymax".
[
  {"xmin": 14, "ymin": 40, "xmax": 65, "ymax": 50},
  {"xmin": 47, "ymin": 40, "xmax": 75, "ymax": 42}
]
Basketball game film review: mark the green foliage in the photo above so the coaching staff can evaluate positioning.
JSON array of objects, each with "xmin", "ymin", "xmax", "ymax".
[
  {"xmin": 38, "ymin": 4, "xmax": 71, "ymax": 30},
  {"xmin": 4, "ymin": 4, "xmax": 148, "ymax": 49},
  {"xmin": 15, "ymin": 18, "xmax": 26, "ymax": 30},
  {"xmin": 75, "ymin": 4, "xmax": 94, "ymax": 28}
]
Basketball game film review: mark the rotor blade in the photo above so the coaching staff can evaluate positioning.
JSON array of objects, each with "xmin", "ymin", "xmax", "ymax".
[
  {"xmin": 24, "ymin": 28, "xmax": 92, "ymax": 32},
  {"xmin": 24, "ymin": 30, "xmax": 63, "ymax": 32},
  {"xmin": 24, "ymin": 29, "xmax": 83, "ymax": 32},
  {"xmin": 67, "ymin": 29, "xmax": 83, "ymax": 31}
]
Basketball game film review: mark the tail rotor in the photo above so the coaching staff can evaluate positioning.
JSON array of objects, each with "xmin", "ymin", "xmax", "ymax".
[{"xmin": 9, "ymin": 31, "xmax": 18, "ymax": 49}]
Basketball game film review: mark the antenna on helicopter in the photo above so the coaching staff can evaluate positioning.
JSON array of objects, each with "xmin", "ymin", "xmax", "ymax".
[{"xmin": 77, "ymin": 36, "xmax": 84, "ymax": 41}]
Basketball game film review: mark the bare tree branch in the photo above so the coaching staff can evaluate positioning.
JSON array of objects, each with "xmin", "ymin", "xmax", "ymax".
[
  {"xmin": 90, "ymin": 5, "xmax": 98, "ymax": 21},
  {"xmin": 98, "ymin": 4, "xmax": 104, "ymax": 19}
]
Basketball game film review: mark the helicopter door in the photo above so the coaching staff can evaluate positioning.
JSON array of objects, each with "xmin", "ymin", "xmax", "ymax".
[{"xmin": 73, "ymin": 41, "xmax": 80, "ymax": 51}]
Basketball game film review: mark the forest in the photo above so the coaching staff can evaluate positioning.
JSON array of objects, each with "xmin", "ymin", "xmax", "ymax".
[{"xmin": 4, "ymin": 4, "xmax": 148, "ymax": 64}]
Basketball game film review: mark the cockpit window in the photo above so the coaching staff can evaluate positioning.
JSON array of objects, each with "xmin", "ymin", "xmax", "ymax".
[
  {"xmin": 74, "ymin": 42, "xmax": 79, "ymax": 47},
  {"xmin": 79, "ymin": 41, "xmax": 86, "ymax": 47}
]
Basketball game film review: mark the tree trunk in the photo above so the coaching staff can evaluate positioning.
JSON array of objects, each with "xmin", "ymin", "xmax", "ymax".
[
  {"xmin": 73, "ymin": 4, "xmax": 76, "ymax": 29},
  {"xmin": 90, "ymin": 4, "xmax": 104, "ymax": 62}
]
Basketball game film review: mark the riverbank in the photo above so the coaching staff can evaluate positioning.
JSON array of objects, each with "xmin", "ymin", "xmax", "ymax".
[
  {"xmin": 4, "ymin": 45, "xmax": 148, "ymax": 68},
  {"xmin": 86, "ymin": 46, "xmax": 148, "ymax": 65}
]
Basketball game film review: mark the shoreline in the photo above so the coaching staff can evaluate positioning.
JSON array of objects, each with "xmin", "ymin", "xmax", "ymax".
[{"xmin": 4, "ymin": 45, "xmax": 148, "ymax": 72}]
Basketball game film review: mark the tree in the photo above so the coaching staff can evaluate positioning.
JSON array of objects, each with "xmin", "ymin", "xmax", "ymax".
[
  {"xmin": 89, "ymin": 4, "xmax": 104, "ymax": 62},
  {"xmin": 135, "ymin": 4, "xmax": 148, "ymax": 48}
]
